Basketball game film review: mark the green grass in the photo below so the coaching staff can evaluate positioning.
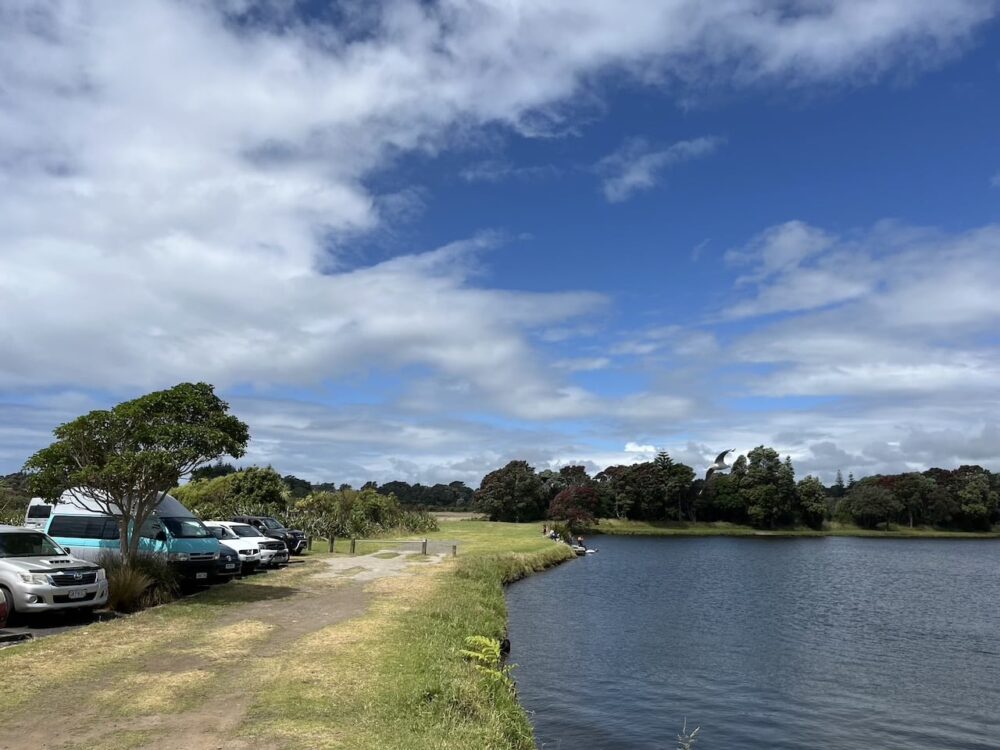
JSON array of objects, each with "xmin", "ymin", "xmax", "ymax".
[
  {"xmin": 592, "ymin": 518, "xmax": 1000, "ymax": 539},
  {"xmin": 244, "ymin": 522, "xmax": 574, "ymax": 749}
]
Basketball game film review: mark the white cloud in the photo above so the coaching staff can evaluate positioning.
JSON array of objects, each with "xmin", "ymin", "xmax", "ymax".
[
  {"xmin": 597, "ymin": 136, "xmax": 723, "ymax": 203},
  {"xmin": 624, "ymin": 442, "xmax": 657, "ymax": 454}
]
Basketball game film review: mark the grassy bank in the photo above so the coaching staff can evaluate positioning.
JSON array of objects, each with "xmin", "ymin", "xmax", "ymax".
[
  {"xmin": 593, "ymin": 518, "xmax": 1000, "ymax": 539},
  {"xmin": 245, "ymin": 522, "xmax": 574, "ymax": 749},
  {"xmin": 0, "ymin": 521, "xmax": 574, "ymax": 750}
]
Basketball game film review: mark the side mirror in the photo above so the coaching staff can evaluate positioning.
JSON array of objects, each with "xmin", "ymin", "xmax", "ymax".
[
  {"xmin": 62, "ymin": 547, "xmax": 72, "ymax": 555},
  {"xmin": 155, "ymin": 531, "xmax": 168, "ymax": 542}
]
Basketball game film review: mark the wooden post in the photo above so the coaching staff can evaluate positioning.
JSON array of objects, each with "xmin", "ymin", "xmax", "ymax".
[
  {"xmin": 451, "ymin": 544, "xmax": 457, "ymax": 557},
  {"xmin": 307, "ymin": 536, "xmax": 313, "ymax": 551},
  {"xmin": 421, "ymin": 538, "xmax": 427, "ymax": 555},
  {"xmin": 329, "ymin": 533, "xmax": 336, "ymax": 554},
  {"xmin": 350, "ymin": 538, "xmax": 356, "ymax": 555}
]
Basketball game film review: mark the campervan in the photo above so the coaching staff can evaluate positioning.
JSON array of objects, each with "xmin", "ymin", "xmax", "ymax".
[{"xmin": 41, "ymin": 491, "xmax": 222, "ymax": 583}]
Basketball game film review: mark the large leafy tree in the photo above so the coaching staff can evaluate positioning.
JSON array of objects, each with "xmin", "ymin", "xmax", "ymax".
[
  {"xmin": 24, "ymin": 382, "xmax": 249, "ymax": 563},
  {"xmin": 795, "ymin": 476, "xmax": 829, "ymax": 529},
  {"xmin": 842, "ymin": 482, "xmax": 903, "ymax": 529},
  {"xmin": 740, "ymin": 446, "xmax": 797, "ymax": 528},
  {"xmin": 548, "ymin": 485, "xmax": 600, "ymax": 531},
  {"xmin": 475, "ymin": 461, "xmax": 547, "ymax": 522}
]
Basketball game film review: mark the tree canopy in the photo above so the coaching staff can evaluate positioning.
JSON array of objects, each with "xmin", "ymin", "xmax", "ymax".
[{"xmin": 24, "ymin": 382, "xmax": 249, "ymax": 562}]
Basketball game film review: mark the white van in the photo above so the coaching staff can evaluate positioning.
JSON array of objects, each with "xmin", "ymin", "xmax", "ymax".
[{"xmin": 24, "ymin": 498, "xmax": 53, "ymax": 530}]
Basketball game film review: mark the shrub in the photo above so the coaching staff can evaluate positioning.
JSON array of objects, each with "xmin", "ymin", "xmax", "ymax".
[
  {"xmin": 548, "ymin": 485, "xmax": 599, "ymax": 532},
  {"xmin": 97, "ymin": 552, "xmax": 180, "ymax": 613}
]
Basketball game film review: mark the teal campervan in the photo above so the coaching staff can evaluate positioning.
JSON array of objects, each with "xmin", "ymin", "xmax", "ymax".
[{"xmin": 37, "ymin": 491, "xmax": 222, "ymax": 583}]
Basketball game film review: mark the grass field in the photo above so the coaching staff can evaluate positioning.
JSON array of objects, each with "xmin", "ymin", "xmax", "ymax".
[
  {"xmin": 592, "ymin": 518, "xmax": 1000, "ymax": 539},
  {"xmin": 0, "ymin": 521, "xmax": 573, "ymax": 750}
]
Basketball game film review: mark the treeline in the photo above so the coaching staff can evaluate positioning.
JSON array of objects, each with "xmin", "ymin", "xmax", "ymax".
[
  {"xmin": 190, "ymin": 463, "xmax": 476, "ymax": 509},
  {"xmin": 173, "ymin": 466, "xmax": 438, "ymax": 539},
  {"xmin": 474, "ymin": 449, "xmax": 1000, "ymax": 532}
]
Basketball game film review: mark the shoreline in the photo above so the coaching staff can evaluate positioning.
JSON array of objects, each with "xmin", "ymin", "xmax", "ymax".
[{"xmin": 590, "ymin": 519, "xmax": 1000, "ymax": 539}]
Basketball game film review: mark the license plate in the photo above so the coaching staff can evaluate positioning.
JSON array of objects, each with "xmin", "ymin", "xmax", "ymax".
[
  {"xmin": 195, "ymin": 572, "xmax": 208, "ymax": 580},
  {"xmin": 225, "ymin": 563, "xmax": 236, "ymax": 570},
  {"xmin": 68, "ymin": 589, "xmax": 86, "ymax": 600}
]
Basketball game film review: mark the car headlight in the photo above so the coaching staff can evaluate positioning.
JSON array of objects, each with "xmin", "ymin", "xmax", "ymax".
[
  {"xmin": 96, "ymin": 568, "xmax": 107, "ymax": 581},
  {"xmin": 17, "ymin": 572, "xmax": 50, "ymax": 585},
  {"xmin": 167, "ymin": 552, "xmax": 189, "ymax": 562},
  {"xmin": 213, "ymin": 551, "xmax": 220, "ymax": 560},
  {"xmin": 251, "ymin": 548, "xmax": 258, "ymax": 555}
]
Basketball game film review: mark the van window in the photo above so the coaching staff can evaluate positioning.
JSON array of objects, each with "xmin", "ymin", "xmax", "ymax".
[
  {"xmin": 27, "ymin": 505, "xmax": 52, "ymax": 519},
  {"xmin": 47, "ymin": 516, "xmax": 120, "ymax": 540},
  {"xmin": 160, "ymin": 517, "xmax": 211, "ymax": 538}
]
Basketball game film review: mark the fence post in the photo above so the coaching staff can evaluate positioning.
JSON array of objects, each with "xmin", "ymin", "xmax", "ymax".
[
  {"xmin": 451, "ymin": 544, "xmax": 457, "ymax": 557},
  {"xmin": 421, "ymin": 538, "xmax": 428, "ymax": 555},
  {"xmin": 307, "ymin": 536, "xmax": 313, "ymax": 551},
  {"xmin": 350, "ymin": 538, "xmax": 356, "ymax": 555},
  {"xmin": 329, "ymin": 530, "xmax": 336, "ymax": 554}
]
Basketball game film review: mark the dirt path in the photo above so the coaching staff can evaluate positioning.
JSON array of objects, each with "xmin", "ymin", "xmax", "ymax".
[{"xmin": 0, "ymin": 551, "xmax": 443, "ymax": 750}]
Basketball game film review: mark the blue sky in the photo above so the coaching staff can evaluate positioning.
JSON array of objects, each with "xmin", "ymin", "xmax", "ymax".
[{"xmin": 2, "ymin": 1, "xmax": 1000, "ymax": 486}]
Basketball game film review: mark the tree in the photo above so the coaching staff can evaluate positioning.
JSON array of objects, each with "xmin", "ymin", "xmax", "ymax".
[
  {"xmin": 548, "ymin": 485, "xmax": 599, "ymax": 531},
  {"xmin": 842, "ymin": 482, "xmax": 902, "ymax": 529},
  {"xmin": 282, "ymin": 474, "xmax": 313, "ymax": 499},
  {"xmin": 891, "ymin": 473, "xmax": 937, "ymax": 528},
  {"xmin": 475, "ymin": 461, "xmax": 547, "ymax": 522},
  {"xmin": 739, "ymin": 446, "xmax": 797, "ymax": 528},
  {"xmin": 24, "ymin": 383, "xmax": 249, "ymax": 564},
  {"xmin": 831, "ymin": 470, "xmax": 846, "ymax": 499},
  {"xmin": 190, "ymin": 462, "xmax": 238, "ymax": 481},
  {"xmin": 796, "ymin": 476, "xmax": 828, "ymax": 529}
]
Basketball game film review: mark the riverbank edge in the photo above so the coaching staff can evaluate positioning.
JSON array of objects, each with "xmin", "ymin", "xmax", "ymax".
[
  {"xmin": 453, "ymin": 541, "xmax": 578, "ymax": 748},
  {"xmin": 590, "ymin": 519, "xmax": 1000, "ymax": 539}
]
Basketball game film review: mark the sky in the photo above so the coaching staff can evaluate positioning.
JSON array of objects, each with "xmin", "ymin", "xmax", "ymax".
[{"xmin": 2, "ymin": 0, "xmax": 1000, "ymax": 487}]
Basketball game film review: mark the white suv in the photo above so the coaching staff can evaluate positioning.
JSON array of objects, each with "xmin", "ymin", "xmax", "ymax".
[
  {"xmin": 205, "ymin": 521, "xmax": 287, "ymax": 569},
  {"xmin": 0, "ymin": 525, "xmax": 109, "ymax": 618}
]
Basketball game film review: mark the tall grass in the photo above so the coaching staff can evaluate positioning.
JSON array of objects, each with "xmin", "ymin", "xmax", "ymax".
[{"xmin": 97, "ymin": 552, "xmax": 180, "ymax": 613}]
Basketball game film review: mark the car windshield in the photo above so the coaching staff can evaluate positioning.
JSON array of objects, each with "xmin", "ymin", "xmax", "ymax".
[
  {"xmin": 259, "ymin": 518, "xmax": 285, "ymax": 530},
  {"xmin": 231, "ymin": 524, "xmax": 262, "ymax": 538},
  {"xmin": 160, "ymin": 516, "xmax": 212, "ymax": 538},
  {"xmin": 0, "ymin": 532, "xmax": 65, "ymax": 558},
  {"xmin": 211, "ymin": 526, "xmax": 237, "ymax": 540}
]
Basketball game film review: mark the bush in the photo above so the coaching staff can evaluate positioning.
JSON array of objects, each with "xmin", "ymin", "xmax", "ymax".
[{"xmin": 97, "ymin": 552, "xmax": 180, "ymax": 613}]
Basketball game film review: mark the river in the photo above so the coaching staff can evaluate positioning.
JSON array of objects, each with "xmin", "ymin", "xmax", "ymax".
[{"xmin": 505, "ymin": 535, "xmax": 1000, "ymax": 749}]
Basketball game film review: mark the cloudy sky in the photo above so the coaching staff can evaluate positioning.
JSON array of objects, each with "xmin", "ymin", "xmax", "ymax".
[{"xmin": 2, "ymin": 0, "xmax": 1000, "ymax": 486}]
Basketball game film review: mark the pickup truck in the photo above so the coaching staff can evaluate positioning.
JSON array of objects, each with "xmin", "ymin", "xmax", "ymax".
[{"xmin": 0, "ymin": 525, "xmax": 108, "ymax": 619}]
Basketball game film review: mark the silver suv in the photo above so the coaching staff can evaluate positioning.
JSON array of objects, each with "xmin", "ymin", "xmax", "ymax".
[{"xmin": 0, "ymin": 525, "xmax": 109, "ymax": 618}]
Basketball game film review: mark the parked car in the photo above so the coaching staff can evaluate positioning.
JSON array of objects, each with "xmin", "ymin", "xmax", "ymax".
[
  {"xmin": 212, "ymin": 545, "xmax": 242, "ymax": 583},
  {"xmin": 231, "ymin": 515, "xmax": 307, "ymax": 555},
  {"xmin": 207, "ymin": 521, "xmax": 288, "ymax": 568},
  {"xmin": 42, "ymin": 490, "xmax": 222, "ymax": 584},
  {"xmin": 204, "ymin": 522, "xmax": 261, "ymax": 574},
  {"xmin": 0, "ymin": 525, "xmax": 109, "ymax": 619}
]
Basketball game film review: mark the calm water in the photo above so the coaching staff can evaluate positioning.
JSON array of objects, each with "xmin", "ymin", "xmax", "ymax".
[{"xmin": 505, "ymin": 536, "xmax": 1000, "ymax": 749}]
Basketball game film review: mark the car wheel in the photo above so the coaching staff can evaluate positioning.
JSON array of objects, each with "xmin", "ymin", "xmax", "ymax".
[{"xmin": 0, "ymin": 585, "xmax": 17, "ymax": 627}]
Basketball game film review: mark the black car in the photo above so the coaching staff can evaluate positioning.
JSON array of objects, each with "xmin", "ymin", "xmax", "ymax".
[
  {"xmin": 231, "ymin": 516, "xmax": 307, "ymax": 555},
  {"xmin": 212, "ymin": 545, "xmax": 242, "ymax": 583}
]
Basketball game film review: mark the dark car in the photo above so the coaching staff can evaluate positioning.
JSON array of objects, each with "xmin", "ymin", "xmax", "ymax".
[
  {"xmin": 212, "ymin": 546, "xmax": 242, "ymax": 583},
  {"xmin": 0, "ymin": 589, "xmax": 9, "ymax": 628},
  {"xmin": 231, "ymin": 516, "xmax": 307, "ymax": 555}
]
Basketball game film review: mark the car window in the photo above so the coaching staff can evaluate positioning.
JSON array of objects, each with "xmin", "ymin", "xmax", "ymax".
[
  {"xmin": 0, "ymin": 532, "xmax": 65, "ymax": 558},
  {"xmin": 231, "ymin": 524, "xmax": 261, "ymax": 537}
]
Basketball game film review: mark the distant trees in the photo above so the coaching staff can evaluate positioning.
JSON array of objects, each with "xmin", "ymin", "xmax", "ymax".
[
  {"xmin": 469, "ymin": 452, "xmax": 999, "ymax": 533},
  {"xmin": 475, "ymin": 461, "xmax": 548, "ymax": 522}
]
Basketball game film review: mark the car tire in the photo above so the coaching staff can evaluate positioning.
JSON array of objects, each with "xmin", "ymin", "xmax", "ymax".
[{"xmin": 0, "ymin": 585, "xmax": 17, "ymax": 627}]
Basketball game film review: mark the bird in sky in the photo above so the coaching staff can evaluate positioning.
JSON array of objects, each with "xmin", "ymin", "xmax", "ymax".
[{"xmin": 704, "ymin": 449, "xmax": 734, "ymax": 482}]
